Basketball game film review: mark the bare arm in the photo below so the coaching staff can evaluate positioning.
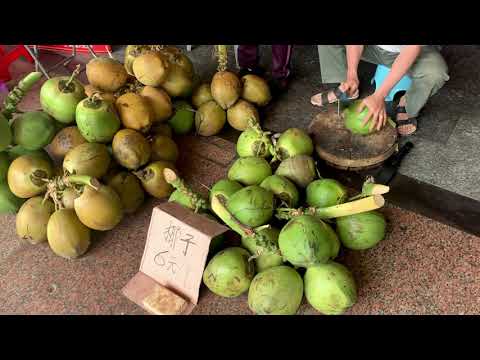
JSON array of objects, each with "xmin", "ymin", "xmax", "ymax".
[{"xmin": 374, "ymin": 45, "xmax": 422, "ymax": 99}]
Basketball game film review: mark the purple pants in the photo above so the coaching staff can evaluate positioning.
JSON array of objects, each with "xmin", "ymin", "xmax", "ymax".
[{"xmin": 237, "ymin": 45, "xmax": 293, "ymax": 80}]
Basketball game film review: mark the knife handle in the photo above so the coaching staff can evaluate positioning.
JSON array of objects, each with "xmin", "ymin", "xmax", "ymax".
[{"xmin": 391, "ymin": 142, "xmax": 414, "ymax": 167}]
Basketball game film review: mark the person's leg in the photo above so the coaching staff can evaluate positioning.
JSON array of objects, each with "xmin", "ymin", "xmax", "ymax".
[
  {"xmin": 318, "ymin": 45, "xmax": 347, "ymax": 84},
  {"xmin": 397, "ymin": 46, "xmax": 449, "ymax": 135},
  {"xmin": 268, "ymin": 45, "xmax": 293, "ymax": 96},
  {"xmin": 237, "ymin": 45, "xmax": 259, "ymax": 69},
  {"xmin": 271, "ymin": 45, "xmax": 293, "ymax": 80}
]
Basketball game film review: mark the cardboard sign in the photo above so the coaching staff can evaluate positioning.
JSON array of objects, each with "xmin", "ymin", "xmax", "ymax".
[
  {"xmin": 33, "ymin": 45, "xmax": 112, "ymax": 54},
  {"xmin": 123, "ymin": 202, "xmax": 229, "ymax": 315}
]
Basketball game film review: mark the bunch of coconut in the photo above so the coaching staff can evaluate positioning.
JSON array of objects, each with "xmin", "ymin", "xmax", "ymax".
[
  {"xmin": 0, "ymin": 47, "xmax": 198, "ymax": 261},
  {"xmin": 198, "ymin": 121, "xmax": 391, "ymax": 315},
  {"xmin": 188, "ymin": 45, "xmax": 272, "ymax": 137}
]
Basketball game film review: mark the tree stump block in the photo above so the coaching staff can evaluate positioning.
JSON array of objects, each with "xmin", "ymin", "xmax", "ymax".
[{"xmin": 308, "ymin": 106, "xmax": 398, "ymax": 171}]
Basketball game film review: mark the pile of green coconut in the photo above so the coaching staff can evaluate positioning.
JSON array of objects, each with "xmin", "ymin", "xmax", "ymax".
[
  {"xmin": 0, "ymin": 46, "xmax": 207, "ymax": 260},
  {"xmin": 164, "ymin": 120, "xmax": 390, "ymax": 315}
]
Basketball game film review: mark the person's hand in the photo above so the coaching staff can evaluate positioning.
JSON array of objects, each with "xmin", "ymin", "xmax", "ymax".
[
  {"xmin": 340, "ymin": 73, "xmax": 360, "ymax": 97},
  {"xmin": 358, "ymin": 93, "xmax": 387, "ymax": 131}
]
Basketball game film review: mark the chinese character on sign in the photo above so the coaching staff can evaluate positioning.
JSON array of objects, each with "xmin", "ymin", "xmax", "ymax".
[
  {"xmin": 163, "ymin": 222, "xmax": 181, "ymax": 250},
  {"xmin": 179, "ymin": 233, "xmax": 196, "ymax": 256},
  {"xmin": 154, "ymin": 250, "xmax": 182, "ymax": 275}
]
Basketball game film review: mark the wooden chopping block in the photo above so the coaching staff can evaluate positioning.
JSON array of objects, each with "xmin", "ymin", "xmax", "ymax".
[{"xmin": 308, "ymin": 106, "xmax": 398, "ymax": 171}]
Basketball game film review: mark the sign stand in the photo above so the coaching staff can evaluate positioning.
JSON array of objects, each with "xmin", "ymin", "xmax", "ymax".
[{"xmin": 122, "ymin": 202, "xmax": 229, "ymax": 315}]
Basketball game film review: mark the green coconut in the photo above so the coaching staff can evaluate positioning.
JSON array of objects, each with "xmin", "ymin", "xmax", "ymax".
[
  {"xmin": 0, "ymin": 182, "xmax": 25, "ymax": 214},
  {"xmin": 275, "ymin": 155, "xmax": 317, "ymax": 188},
  {"xmin": 63, "ymin": 143, "xmax": 111, "ymax": 178},
  {"xmin": 241, "ymin": 227, "xmax": 284, "ymax": 273},
  {"xmin": 168, "ymin": 100, "xmax": 195, "ymax": 135},
  {"xmin": 278, "ymin": 215, "xmax": 337, "ymax": 268},
  {"xmin": 260, "ymin": 175, "xmax": 299, "ymax": 208},
  {"xmin": 75, "ymin": 95, "xmax": 121, "ymax": 143},
  {"xmin": 12, "ymin": 111, "xmax": 56, "ymax": 151},
  {"xmin": 209, "ymin": 179, "xmax": 243, "ymax": 204},
  {"xmin": 236, "ymin": 126, "xmax": 273, "ymax": 158},
  {"xmin": 226, "ymin": 99, "xmax": 260, "ymax": 131},
  {"xmin": 227, "ymin": 157, "xmax": 272, "ymax": 186},
  {"xmin": 248, "ymin": 266, "xmax": 303, "ymax": 315},
  {"xmin": 47, "ymin": 209, "xmax": 91, "ymax": 259},
  {"xmin": 306, "ymin": 178, "xmax": 348, "ymax": 208},
  {"xmin": 107, "ymin": 172, "xmax": 145, "ymax": 214},
  {"xmin": 203, "ymin": 247, "xmax": 255, "ymax": 298},
  {"xmin": 16, "ymin": 196, "xmax": 55, "ymax": 245},
  {"xmin": 0, "ymin": 113, "xmax": 12, "ymax": 152},
  {"xmin": 343, "ymin": 100, "xmax": 378, "ymax": 135},
  {"xmin": 241, "ymin": 74, "xmax": 272, "ymax": 107},
  {"xmin": 7, "ymin": 155, "xmax": 53, "ymax": 198},
  {"xmin": 195, "ymin": 100, "xmax": 226, "ymax": 136},
  {"xmin": 211, "ymin": 71, "xmax": 242, "ymax": 110},
  {"xmin": 40, "ymin": 75, "xmax": 86, "ymax": 124},
  {"xmin": 304, "ymin": 261, "xmax": 357, "ymax": 315},
  {"xmin": 336, "ymin": 210, "xmax": 386, "ymax": 250},
  {"xmin": 0, "ymin": 152, "xmax": 10, "ymax": 183},
  {"xmin": 227, "ymin": 185, "xmax": 274, "ymax": 227},
  {"xmin": 274, "ymin": 128, "xmax": 314, "ymax": 161},
  {"xmin": 192, "ymin": 83, "xmax": 213, "ymax": 109}
]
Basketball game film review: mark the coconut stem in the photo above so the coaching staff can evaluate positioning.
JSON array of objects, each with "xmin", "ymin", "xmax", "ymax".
[
  {"xmin": 277, "ymin": 195, "xmax": 386, "ymax": 221},
  {"xmin": 65, "ymin": 64, "xmax": 81, "ymax": 89},
  {"xmin": 1, "ymin": 71, "xmax": 42, "ymax": 120},
  {"xmin": 163, "ymin": 168, "xmax": 210, "ymax": 213},
  {"xmin": 215, "ymin": 45, "xmax": 228, "ymax": 72},
  {"xmin": 349, "ymin": 180, "xmax": 390, "ymax": 201},
  {"xmin": 64, "ymin": 175, "xmax": 100, "ymax": 190}
]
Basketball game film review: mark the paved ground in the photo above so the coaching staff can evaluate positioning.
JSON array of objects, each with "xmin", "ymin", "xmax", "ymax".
[{"xmin": 0, "ymin": 46, "xmax": 479, "ymax": 315}]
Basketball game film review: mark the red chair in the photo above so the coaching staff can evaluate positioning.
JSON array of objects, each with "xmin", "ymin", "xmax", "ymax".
[{"xmin": 0, "ymin": 45, "xmax": 35, "ymax": 82}]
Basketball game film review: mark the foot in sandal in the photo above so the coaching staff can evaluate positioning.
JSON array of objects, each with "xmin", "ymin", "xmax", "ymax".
[
  {"xmin": 395, "ymin": 96, "xmax": 418, "ymax": 136},
  {"xmin": 311, "ymin": 83, "xmax": 359, "ymax": 107}
]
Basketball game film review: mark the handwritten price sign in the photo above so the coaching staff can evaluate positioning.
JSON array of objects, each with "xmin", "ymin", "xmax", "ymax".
[{"xmin": 140, "ymin": 205, "xmax": 220, "ymax": 305}]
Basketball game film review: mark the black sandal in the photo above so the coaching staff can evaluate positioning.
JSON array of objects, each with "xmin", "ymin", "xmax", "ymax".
[
  {"xmin": 395, "ymin": 106, "xmax": 418, "ymax": 137},
  {"xmin": 311, "ymin": 86, "xmax": 359, "ymax": 107}
]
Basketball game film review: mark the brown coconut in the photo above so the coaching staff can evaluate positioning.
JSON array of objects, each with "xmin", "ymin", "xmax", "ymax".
[
  {"xmin": 211, "ymin": 71, "xmax": 242, "ymax": 109},
  {"xmin": 241, "ymin": 74, "xmax": 272, "ymax": 107},
  {"xmin": 86, "ymin": 57, "xmax": 129, "ymax": 93},
  {"xmin": 192, "ymin": 83, "xmax": 214, "ymax": 109},
  {"xmin": 132, "ymin": 51, "xmax": 170, "ymax": 87},
  {"xmin": 195, "ymin": 100, "xmax": 226, "ymax": 136},
  {"xmin": 226, "ymin": 99, "xmax": 260, "ymax": 131},
  {"xmin": 115, "ymin": 92, "xmax": 154, "ymax": 133},
  {"xmin": 161, "ymin": 63, "xmax": 194, "ymax": 98}
]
